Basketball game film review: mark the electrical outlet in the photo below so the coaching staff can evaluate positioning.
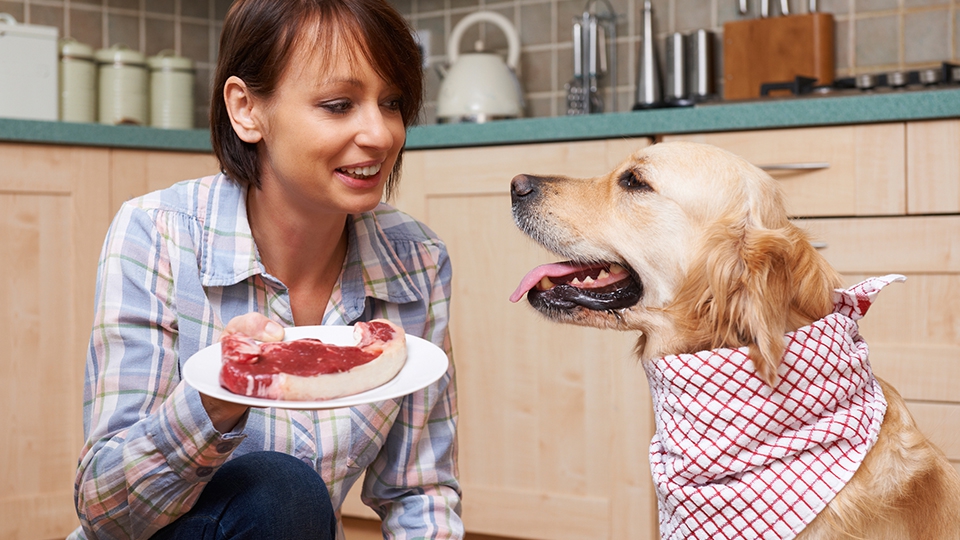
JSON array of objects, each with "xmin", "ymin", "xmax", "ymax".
[{"xmin": 415, "ymin": 29, "xmax": 431, "ymax": 69}]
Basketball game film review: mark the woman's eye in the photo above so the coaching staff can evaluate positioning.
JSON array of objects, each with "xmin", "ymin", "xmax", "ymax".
[
  {"xmin": 382, "ymin": 97, "xmax": 403, "ymax": 111},
  {"xmin": 321, "ymin": 100, "xmax": 352, "ymax": 114}
]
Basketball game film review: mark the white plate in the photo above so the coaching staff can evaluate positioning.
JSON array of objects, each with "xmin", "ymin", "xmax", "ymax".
[{"xmin": 182, "ymin": 325, "xmax": 449, "ymax": 410}]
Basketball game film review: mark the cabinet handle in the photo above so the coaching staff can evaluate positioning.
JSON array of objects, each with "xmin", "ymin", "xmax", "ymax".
[
  {"xmin": 810, "ymin": 241, "xmax": 828, "ymax": 250},
  {"xmin": 758, "ymin": 162, "xmax": 830, "ymax": 171}
]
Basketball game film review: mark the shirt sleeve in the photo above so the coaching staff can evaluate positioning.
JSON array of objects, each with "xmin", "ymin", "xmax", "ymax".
[
  {"xmin": 75, "ymin": 204, "xmax": 246, "ymax": 540},
  {"xmin": 361, "ymin": 242, "xmax": 464, "ymax": 539}
]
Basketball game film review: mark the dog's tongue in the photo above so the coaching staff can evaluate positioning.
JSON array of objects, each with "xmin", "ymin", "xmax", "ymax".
[{"xmin": 510, "ymin": 262, "xmax": 589, "ymax": 303}]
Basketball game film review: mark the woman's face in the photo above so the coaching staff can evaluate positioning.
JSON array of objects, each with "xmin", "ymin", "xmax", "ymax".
[{"xmin": 252, "ymin": 34, "xmax": 406, "ymax": 217}]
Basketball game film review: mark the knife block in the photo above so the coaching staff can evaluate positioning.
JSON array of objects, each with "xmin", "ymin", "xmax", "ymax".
[{"xmin": 722, "ymin": 13, "xmax": 834, "ymax": 100}]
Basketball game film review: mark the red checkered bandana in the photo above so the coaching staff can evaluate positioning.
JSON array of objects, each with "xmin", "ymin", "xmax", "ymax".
[{"xmin": 644, "ymin": 275, "xmax": 904, "ymax": 540}]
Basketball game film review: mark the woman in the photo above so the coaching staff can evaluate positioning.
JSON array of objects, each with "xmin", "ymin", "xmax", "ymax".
[{"xmin": 67, "ymin": 0, "xmax": 462, "ymax": 538}]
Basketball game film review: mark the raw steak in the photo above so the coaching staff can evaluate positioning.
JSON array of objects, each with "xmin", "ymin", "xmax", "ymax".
[{"xmin": 219, "ymin": 319, "xmax": 407, "ymax": 401}]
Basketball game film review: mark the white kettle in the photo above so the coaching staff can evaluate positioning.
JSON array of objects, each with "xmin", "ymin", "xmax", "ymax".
[{"xmin": 436, "ymin": 11, "xmax": 524, "ymax": 123}]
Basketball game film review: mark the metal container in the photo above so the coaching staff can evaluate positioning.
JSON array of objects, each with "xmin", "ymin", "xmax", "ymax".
[
  {"xmin": 95, "ymin": 44, "xmax": 148, "ymax": 125},
  {"xmin": 59, "ymin": 38, "xmax": 96, "ymax": 122},
  {"xmin": 634, "ymin": 0, "xmax": 662, "ymax": 109},
  {"xmin": 148, "ymin": 50, "xmax": 194, "ymax": 129},
  {"xmin": 664, "ymin": 32, "xmax": 686, "ymax": 103},
  {"xmin": 685, "ymin": 29, "xmax": 715, "ymax": 101}
]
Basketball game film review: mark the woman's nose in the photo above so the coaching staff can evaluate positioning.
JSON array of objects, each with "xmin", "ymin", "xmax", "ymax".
[{"xmin": 355, "ymin": 107, "xmax": 396, "ymax": 150}]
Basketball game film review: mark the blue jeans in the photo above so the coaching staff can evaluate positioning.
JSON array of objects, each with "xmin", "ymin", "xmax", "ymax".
[{"xmin": 151, "ymin": 451, "xmax": 337, "ymax": 540}]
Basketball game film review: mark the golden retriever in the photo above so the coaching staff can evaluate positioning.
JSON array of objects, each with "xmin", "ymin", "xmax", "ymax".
[{"xmin": 509, "ymin": 141, "xmax": 960, "ymax": 539}]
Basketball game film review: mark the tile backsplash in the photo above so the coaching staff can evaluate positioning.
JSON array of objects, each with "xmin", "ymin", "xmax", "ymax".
[{"xmin": 2, "ymin": 0, "xmax": 956, "ymax": 126}]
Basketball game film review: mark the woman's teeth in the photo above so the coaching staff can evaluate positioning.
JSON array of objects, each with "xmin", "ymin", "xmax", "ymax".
[{"xmin": 340, "ymin": 164, "xmax": 381, "ymax": 179}]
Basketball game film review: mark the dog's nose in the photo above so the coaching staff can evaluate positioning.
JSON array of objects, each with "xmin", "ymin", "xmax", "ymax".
[{"xmin": 511, "ymin": 174, "xmax": 536, "ymax": 199}]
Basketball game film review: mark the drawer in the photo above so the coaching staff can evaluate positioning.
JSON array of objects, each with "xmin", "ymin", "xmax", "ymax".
[
  {"xmin": 663, "ymin": 124, "xmax": 906, "ymax": 218},
  {"xmin": 907, "ymin": 119, "xmax": 960, "ymax": 214}
]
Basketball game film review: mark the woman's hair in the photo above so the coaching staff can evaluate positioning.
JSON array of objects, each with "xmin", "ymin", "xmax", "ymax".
[{"xmin": 210, "ymin": 0, "xmax": 423, "ymax": 198}]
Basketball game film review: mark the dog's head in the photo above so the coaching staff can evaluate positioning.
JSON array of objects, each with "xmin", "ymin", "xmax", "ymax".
[{"xmin": 510, "ymin": 141, "xmax": 841, "ymax": 385}]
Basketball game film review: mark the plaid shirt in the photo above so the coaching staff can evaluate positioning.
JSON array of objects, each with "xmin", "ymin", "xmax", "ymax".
[{"xmin": 68, "ymin": 174, "xmax": 462, "ymax": 540}]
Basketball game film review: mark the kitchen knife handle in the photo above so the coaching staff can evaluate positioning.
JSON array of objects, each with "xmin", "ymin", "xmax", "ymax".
[
  {"xmin": 780, "ymin": 0, "xmax": 790, "ymax": 15},
  {"xmin": 739, "ymin": 0, "xmax": 748, "ymax": 14},
  {"xmin": 761, "ymin": 0, "xmax": 769, "ymax": 17},
  {"xmin": 759, "ymin": 162, "xmax": 830, "ymax": 170}
]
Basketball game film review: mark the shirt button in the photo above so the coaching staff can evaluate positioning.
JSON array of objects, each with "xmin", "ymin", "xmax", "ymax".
[
  {"xmin": 196, "ymin": 466, "xmax": 214, "ymax": 477},
  {"xmin": 216, "ymin": 442, "xmax": 233, "ymax": 453}
]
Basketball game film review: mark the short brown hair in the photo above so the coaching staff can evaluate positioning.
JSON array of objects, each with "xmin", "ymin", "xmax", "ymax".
[{"xmin": 210, "ymin": 0, "xmax": 423, "ymax": 198}]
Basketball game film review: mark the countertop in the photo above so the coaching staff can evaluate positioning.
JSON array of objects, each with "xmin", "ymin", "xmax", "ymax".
[{"xmin": 2, "ymin": 87, "xmax": 959, "ymax": 152}]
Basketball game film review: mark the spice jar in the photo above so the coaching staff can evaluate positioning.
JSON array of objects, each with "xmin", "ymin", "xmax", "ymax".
[
  {"xmin": 95, "ymin": 44, "xmax": 148, "ymax": 125},
  {"xmin": 148, "ymin": 50, "xmax": 194, "ymax": 129},
  {"xmin": 59, "ymin": 38, "xmax": 97, "ymax": 122}
]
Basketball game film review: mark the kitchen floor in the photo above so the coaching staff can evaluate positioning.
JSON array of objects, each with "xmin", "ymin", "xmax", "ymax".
[{"xmin": 343, "ymin": 517, "xmax": 513, "ymax": 539}]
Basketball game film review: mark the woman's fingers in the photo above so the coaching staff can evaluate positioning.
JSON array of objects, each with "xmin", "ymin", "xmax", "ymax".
[{"xmin": 222, "ymin": 312, "xmax": 285, "ymax": 342}]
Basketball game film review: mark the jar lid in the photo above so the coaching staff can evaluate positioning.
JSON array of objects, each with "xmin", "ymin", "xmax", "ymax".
[
  {"xmin": 94, "ymin": 44, "xmax": 146, "ymax": 66},
  {"xmin": 147, "ymin": 50, "xmax": 194, "ymax": 71},
  {"xmin": 60, "ymin": 38, "xmax": 94, "ymax": 59}
]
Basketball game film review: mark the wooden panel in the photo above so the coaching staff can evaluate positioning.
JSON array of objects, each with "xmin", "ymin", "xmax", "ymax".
[
  {"xmin": 0, "ymin": 143, "xmax": 111, "ymax": 539},
  {"xmin": 907, "ymin": 119, "xmax": 960, "ymax": 214},
  {"xmin": 664, "ymin": 124, "xmax": 906, "ymax": 217},
  {"xmin": 110, "ymin": 149, "xmax": 219, "ymax": 214},
  {"xmin": 798, "ymin": 216, "xmax": 960, "ymax": 273}
]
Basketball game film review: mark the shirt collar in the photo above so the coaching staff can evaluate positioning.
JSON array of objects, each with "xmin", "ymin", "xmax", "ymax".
[{"xmin": 199, "ymin": 176, "xmax": 422, "ymax": 314}]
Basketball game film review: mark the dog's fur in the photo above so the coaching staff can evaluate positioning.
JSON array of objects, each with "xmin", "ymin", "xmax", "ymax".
[{"xmin": 510, "ymin": 141, "xmax": 960, "ymax": 539}]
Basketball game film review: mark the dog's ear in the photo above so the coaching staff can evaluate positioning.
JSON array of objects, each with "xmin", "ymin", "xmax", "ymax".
[{"xmin": 673, "ymin": 220, "xmax": 840, "ymax": 387}]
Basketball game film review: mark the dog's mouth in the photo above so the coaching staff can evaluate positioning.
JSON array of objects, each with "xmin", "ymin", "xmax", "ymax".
[{"xmin": 509, "ymin": 261, "xmax": 643, "ymax": 311}]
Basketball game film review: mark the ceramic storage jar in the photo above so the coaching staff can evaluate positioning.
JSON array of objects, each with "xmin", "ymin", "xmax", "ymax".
[
  {"xmin": 59, "ymin": 38, "xmax": 97, "ymax": 122},
  {"xmin": 148, "ymin": 50, "xmax": 194, "ymax": 129},
  {"xmin": 95, "ymin": 44, "xmax": 148, "ymax": 125}
]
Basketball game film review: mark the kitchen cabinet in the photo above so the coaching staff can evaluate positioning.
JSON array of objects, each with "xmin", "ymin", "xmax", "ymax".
[
  {"xmin": 0, "ymin": 142, "xmax": 217, "ymax": 540},
  {"xmin": 665, "ymin": 121, "xmax": 960, "ymax": 477}
]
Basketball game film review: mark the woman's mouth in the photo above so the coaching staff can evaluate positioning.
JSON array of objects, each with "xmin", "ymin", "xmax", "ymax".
[{"xmin": 338, "ymin": 163, "xmax": 382, "ymax": 180}]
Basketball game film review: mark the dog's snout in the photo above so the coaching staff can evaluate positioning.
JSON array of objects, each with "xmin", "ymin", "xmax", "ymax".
[{"xmin": 511, "ymin": 174, "xmax": 538, "ymax": 202}]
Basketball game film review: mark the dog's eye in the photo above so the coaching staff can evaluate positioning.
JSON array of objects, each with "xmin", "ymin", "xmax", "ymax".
[{"xmin": 619, "ymin": 170, "xmax": 652, "ymax": 192}]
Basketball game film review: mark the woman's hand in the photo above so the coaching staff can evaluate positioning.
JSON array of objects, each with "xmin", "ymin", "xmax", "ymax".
[{"xmin": 200, "ymin": 313, "xmax": 286, "ymax": 433}]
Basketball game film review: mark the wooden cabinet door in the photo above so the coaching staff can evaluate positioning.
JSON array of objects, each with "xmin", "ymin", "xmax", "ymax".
[
  {"xmin": 907, "ymin": 119, "xmax": 960, "ymax": 214},
  {"xmin": 0, "ymin": 143, "xmax": 112, "ymax": 539},
  {"xmin": 344, "ymin": 138, "xmax": 662, "ymax": 539},
  {"xmin": 0, "ymin": 144, "xmax": 218, "ymax": 539}
]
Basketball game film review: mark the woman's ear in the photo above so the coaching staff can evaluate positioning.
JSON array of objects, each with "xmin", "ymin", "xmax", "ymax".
[{"xmin": 223, "ymin": 75, "xmax": 263, "ymax": 144}]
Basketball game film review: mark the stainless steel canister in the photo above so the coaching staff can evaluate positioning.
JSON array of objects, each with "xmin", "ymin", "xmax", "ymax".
[
  {"xmin": 664, "ymin": 32, "xmax": 686, "ymax": 103},
  {"xmin": 59, "ymin": 38, "xmax": 96, "ymax": 122},
  {"xmin": 685, "ymin": 29, "xmax": 715, "ymax": 101},
  {"xmin": 95, "ymin": 44, "xmax": 148, "ymax": 125},
  {"xmin": 148, "ymin": 50, "xmax": 194, "ymax": 129}
]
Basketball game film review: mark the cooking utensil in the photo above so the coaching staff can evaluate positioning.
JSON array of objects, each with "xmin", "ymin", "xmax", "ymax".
[
  {"xmin": 436, "ymin": 11, "xmax": 523, "ymax": 123},
  {"xmin": 565, "ymin": 20, "xmax": 587, "ymax": 115},
  {"xmin": 568, "ymin": 1, "xmax": 617, "ymax": 115},
  {"xmin": 634, "ymin": 0, "xmax": 662, "ymax": 109},
  {"xmin": 587, "ymin": 17, "xmax": 604, "ymax": 112}
]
